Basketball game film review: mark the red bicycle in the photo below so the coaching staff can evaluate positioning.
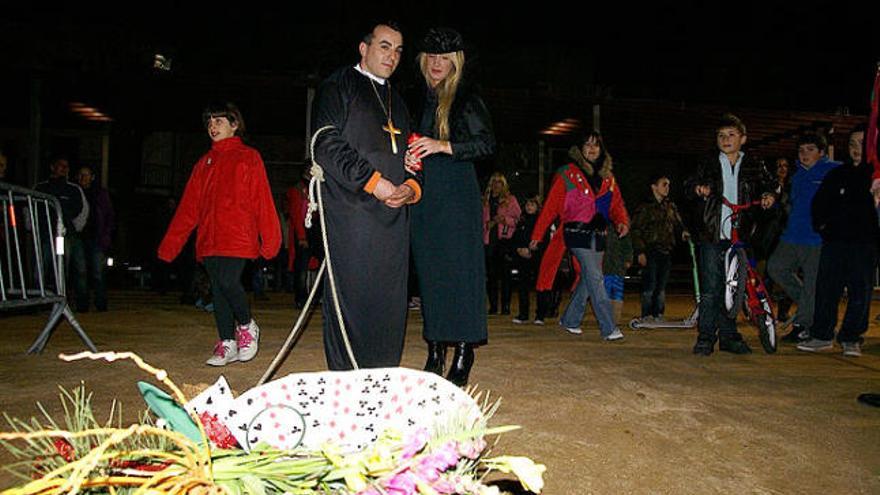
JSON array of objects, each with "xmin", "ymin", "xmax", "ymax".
[{"xmin": 722, "ymin": 198, "xmax": 777, "ymax": 353}]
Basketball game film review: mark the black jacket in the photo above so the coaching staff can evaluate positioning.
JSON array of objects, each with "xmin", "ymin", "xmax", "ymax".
[
  {"xmin": 811, "ymin": 160, "xmax": 879, "ymax": 243},
  {"xmin": 685, "ymin": 153, "xmax": 774, "ymax": 243},
  {"xmin": 407, "ymin": 82, "xmax": 495, "ymax": 162}
]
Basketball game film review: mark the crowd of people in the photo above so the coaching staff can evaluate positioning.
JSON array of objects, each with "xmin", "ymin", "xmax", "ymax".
[{"xmin": 10, "ymin": 22, "xmax": 878, "ymax": 392}]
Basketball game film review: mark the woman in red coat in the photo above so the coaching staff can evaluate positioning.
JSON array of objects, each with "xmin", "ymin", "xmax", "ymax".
[{"xmin": 159, "ymin": 102, "xmax": 281, "ymax": 366}]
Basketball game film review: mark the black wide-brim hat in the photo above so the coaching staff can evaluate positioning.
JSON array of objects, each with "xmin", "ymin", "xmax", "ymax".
[{"xmin": 421, "ymin": 27, "xmax": 465, "ymax": 54}]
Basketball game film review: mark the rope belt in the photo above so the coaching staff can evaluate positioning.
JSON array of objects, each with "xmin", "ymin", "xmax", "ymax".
[{"xmin": 258, "ymin": 126, "xmax": 358, "ymax": 385}]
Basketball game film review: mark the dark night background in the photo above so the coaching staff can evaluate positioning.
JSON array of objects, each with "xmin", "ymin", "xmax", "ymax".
[{"xmin": 0, "ymin": 2, "xmax": 878, "ymax": 270}]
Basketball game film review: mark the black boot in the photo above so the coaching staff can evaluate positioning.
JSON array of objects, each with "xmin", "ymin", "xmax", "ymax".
[
  {"xmin": 424, "ymin": 341, "xmax": 446, "ymax": 376},
  {"xmin": 446, "ymin": 342, "xmax": 474, "ymax": 387}
]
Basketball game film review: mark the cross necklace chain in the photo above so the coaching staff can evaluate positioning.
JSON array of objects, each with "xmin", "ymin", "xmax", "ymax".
[{"xmin": 368, "ymin": 78, "xmax": 401, "ymax": 154}]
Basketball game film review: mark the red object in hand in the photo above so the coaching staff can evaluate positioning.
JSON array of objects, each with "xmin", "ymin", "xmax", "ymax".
[
  {"xmin": 199, "ymin": 411, "xmax": 239, "ymax": 449},
  {"xmin": 407, "ymin": 133, "xmax": 423, "ymax": 172}
]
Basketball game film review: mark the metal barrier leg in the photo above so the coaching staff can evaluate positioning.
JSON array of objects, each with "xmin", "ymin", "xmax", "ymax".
[
  {"xmin": 26, "ymin": 302, "xmax": 97, "ymax": 354},
  {"xmin": 27, "ymin": 302, "xmax": 65, "ymax": 354},
  {"xmin": 62, "ymin": 304, "xmax": 97, "ymax": 352}
]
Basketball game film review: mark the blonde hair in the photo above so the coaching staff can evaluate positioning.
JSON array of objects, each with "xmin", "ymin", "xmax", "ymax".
[
  {"xmin": 418, "ymin": 51, "xmax": 465, "ymax": 140},
  {"xmin": 483, "ymin": 172, "xmax": 511, "ymax": 204}
]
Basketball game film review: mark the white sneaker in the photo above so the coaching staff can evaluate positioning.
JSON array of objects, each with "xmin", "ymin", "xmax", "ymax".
[
  {"xmin": 236, "ymin": 319, "xmax": 260, "ymax": 362},
  {"xmin": 533, "ymin": 319, "xmax": 545, "ymax": 326},
  {"xmin": 797, "ymin": 338, "xmax": 834, "ymax": 353},
  {"xmin": 842, "ymin": 342, "xmax": 862, "ymax": 357},
  {"xmin": 561, "ymin": 325, "xmax": 583, "ymax": 335},
  {"xmin": 604, "ymin": 328, "xmax": 625, "ymax": 341},
  {"xmin": 206, "ymin": 340, "xmax": 239, "ymax": 366}
]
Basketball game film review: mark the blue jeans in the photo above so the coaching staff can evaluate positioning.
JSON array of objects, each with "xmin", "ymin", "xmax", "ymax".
[
  {"xmin": 640, "ymin": 250, "xmax": 671, "ymax": 317},
  {"xmin": 560, "ymin": 244, "xmax": 616, "ymax": 335},
  {"xmin": 697, "ymin": 242, "xmax": 740, "ymax": 342}
]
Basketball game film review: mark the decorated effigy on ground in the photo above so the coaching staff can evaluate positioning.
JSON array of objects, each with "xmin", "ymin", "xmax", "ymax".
[{"xmin": 0, "ymin": 352, "xmax": 544, "ymax": 495}]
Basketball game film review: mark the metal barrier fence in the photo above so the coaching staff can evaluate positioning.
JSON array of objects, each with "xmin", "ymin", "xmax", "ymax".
[{"xmin": 1, "ymin": 181, "xmax": 96, "ymax": 353}]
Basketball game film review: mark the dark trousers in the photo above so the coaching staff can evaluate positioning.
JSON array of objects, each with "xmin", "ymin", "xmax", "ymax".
[
  {"xmin": 810, "ymin": 241, "xmax": 876, "ymax": 343},
  {"xmin": 71, "ymin": 238, "xmax": 107, "ymax": 311},
  {"xmin": 641, "ymin": 249, "xmax": 671, "ymax": 318},
  {"xmin": 513, "ymin": 254, "xmax": 538, "ymax": 318},
  {"xmin": 203, "ymin": 256, "xmax": 251, "ymax": 340},
  {"xmin": 697, "ymin": 242, "xmax": 740, "ymax": 342},
  {"xmin": 486, "ymin": 242, "xmax": 512, "ymax": 312}
]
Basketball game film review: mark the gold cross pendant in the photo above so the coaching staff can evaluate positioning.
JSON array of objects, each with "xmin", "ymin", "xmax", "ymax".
[{"xmin": 383, "ymin": 118, "xmax": 402, "ymax": 154}]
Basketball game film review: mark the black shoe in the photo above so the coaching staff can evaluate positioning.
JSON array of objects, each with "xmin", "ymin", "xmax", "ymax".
[
  {"xmin": 781, "ymin": 324, "xmax": 808, "ymax": 344},
  {"xmin": 500, "ymin": 307, "xmax": 511, "ymax": 315},
  {"xmin": 719, "ymin": 338, "xmax": 752, "ymax": 354},
  {"xmin": 423, "ymin": 341, "xmax": 446, "ymax": 376},
  {"xmin": 693, "ymin": 338, "xmax": 714, "ymax": 356},
  {"xmin": 446, "ymin": 342, "xmax": 474, "ymax": 387},
  {"xmin": 488, "ymin": 306, "xmax": 498, "ymax": 315},
  {"xmin": 857, "ymin": 393, "xmax": 880, "ymax": 408}
]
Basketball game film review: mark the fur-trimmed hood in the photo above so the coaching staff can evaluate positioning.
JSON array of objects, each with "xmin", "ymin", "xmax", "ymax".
[{"xmin": 568, "ymin": 145, "xmax": 613, "ymax": 179}]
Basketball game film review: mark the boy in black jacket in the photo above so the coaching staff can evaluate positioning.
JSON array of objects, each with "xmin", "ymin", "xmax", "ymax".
[{"xmin": 798, "ymin": 126, "xmax": 878, "ymax": 357}]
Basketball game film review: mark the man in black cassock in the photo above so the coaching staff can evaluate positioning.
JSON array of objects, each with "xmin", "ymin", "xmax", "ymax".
[{"xmin": 311, "ymin": 22, "xmax": 423, "ymax": 370}]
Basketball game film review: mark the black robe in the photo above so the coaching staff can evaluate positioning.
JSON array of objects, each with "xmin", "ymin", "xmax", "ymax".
[
  {"xmin": 409, "ymin": 83, "xmax": 495, "ymax": 343},
  {"xmin": 311, "ymin": 66, "xmax": 417, "ymax": 370}
]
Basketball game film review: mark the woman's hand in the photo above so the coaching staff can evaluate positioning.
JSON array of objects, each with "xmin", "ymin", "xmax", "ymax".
[{"xmin": 408, "ymin": 136, "xmax": 452, "ymax": 159}]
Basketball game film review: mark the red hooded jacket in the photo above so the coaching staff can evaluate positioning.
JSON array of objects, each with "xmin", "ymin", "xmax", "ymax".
[{"xmin": 158, "ymin": 136, "xmax": 281, "ymax": 262}]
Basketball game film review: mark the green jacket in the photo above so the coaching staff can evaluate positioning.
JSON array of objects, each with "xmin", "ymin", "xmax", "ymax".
[
  {"xmin": 631, "ymin": 197, "xmax": 686, "ymax": 255},
  {"xmin": 603, "ymin": 229, "xmax": 633, "ymax": 276}
]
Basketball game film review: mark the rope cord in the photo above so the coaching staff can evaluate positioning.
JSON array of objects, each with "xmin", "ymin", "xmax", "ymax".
[{"xmin": 257, "ymin": 125, "xmax": 359, "ymax": 385}]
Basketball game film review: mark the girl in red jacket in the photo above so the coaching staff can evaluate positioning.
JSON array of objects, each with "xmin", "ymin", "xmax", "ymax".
[{"xmin": 159, "ymin": 102, "xmax": 281, "ymax": 366}]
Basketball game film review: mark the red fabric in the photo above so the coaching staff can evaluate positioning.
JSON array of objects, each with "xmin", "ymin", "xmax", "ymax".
[
  {"xmin": 158, "ymin": 137, "xmax": 281, "ymax": 262},
  {"xmin": 532, "ymin": 165, "xmax": 629, "ymax": 244},
  {"xmin": 869, "ymin": 65, "xmax": 880, "ymax": 180},
  {"xmin": 535, "ymin": 231, "xmax": 581, "ymax": 291},
  {"xmin": 285, "ymin": 185, "xmax": 308, "ymax": 270}
]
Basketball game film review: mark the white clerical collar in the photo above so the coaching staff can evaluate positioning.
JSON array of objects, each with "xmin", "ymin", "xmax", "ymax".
[{"xmin": 354, "ymin": 63, "xmax": 386, "ymax": 85}]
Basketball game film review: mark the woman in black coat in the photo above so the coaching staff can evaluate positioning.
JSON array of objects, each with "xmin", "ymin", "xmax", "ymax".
[{"xmin": 407, "ymin": 27, "xmax": 495, "ymax": 386}]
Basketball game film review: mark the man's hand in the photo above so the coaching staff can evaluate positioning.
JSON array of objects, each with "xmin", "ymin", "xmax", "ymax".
[
  {"xmin": 682, "ymin": 231, "xmax": 691, "ymax": 242},
  {"xmin": 516, "ymin": 247, "xmax": 531, "ymax": 259},
  {"xmin": 617, "ymin": 223, "xmax": 629, "ymax": 237},
  {"xmin": 384, "ymin": 184, "xmax": 415, "ymax": 208},
  {"xmin": 760, "ymin": 193, "xmax": 775, "ymax": 209},
  {"xmin": 638, "ymin": 253, "xmax": 647, "ymax": 267},
  {"xmin": 529, "ymin": 240, "xmax": 540, "ymax": 251},
  {"xmin": 695, "ymin": 184, "xmax": 711, "ymax": 198},
  {"xmin": 298, "ymin": 239, "xmax": 309, "ymax": 249},
  {"xmin": 372, "ymin": 177, "xmax": 396, "ymax": 201}
]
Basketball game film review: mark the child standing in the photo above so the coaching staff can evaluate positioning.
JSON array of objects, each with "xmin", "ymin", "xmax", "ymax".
[
  {"xmin": 159, "ymin": 102, "xmax": 281, "ymax": 366},
  {"xmin": 686, "ymin": 114, "xmax": 774, "ymax": 356},
  {"xmin": 631, "ymin": 174, "xmax": 688, "ymax": 322},
  {"xmin": 511, "ymin": 197, "xmax": 541, "ymax": 324},
  {"xmin": 602, "ymin": 227, "xmax": 633, "ymax": 327}
]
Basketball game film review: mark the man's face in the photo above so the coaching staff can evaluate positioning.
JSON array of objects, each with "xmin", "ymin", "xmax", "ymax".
[
  {"xmin": 798, "ymin": 143, "xmax": 824, "ymax": 167},
  {"xmin": 207, "ymin": 116, "xmax": 237, "ymax": 142},
  {"xmin": 716, "ymin": 127, "xmax": 746, "ymax": 156},
  {"xmin": 849, "ymin": 131, "xmax": 864, "ymax": 165},
  {"xmin": 78, "ymin": 168, "xmax": 94, "ymax": 188},
  {"xmin": 359, "ymin": 25, "xmax": 403, "ymax": 79},
  {"xmin": 652, "ymin": 178, "xmax": 671, "ymax": 199},
  {"xmin": 51, "ymin": 159, "xmax": 69, "ymax": 179}
]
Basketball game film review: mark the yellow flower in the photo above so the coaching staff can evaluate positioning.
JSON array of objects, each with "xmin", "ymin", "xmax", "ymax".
[{"xmin": 482, "ymin": 456, "xmax": 546, "ymax": 493}]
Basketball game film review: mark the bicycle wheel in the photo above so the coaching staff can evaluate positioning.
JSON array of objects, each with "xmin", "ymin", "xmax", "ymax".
[
  {"xmin": 723, "ymin": 247, "xmax": 747, "ymax": 319},
  {"xmin": 757, "ymin": 297, "xmax": 777, "ymax": 354}
]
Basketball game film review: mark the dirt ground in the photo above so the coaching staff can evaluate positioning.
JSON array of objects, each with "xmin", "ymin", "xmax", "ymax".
[{"xmin": 1, "ymin": 290, "xmax": 879, "ymax": 494}]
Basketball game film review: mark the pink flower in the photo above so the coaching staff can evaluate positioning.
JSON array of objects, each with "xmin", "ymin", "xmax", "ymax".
[
  {"xmin": 414, "ymin": 442, "xmax": 461, "ymax": 482},
  {"xmin": 402, "ymin": 428, "xmax": 429, "ymax": 459},
  {"xmin": 385, "ymin": 471, "xmax": 417, "ymax": 495},
  {"xmin": 456, "ymin": 438, "xmax": 487, "ymax": 460}
]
